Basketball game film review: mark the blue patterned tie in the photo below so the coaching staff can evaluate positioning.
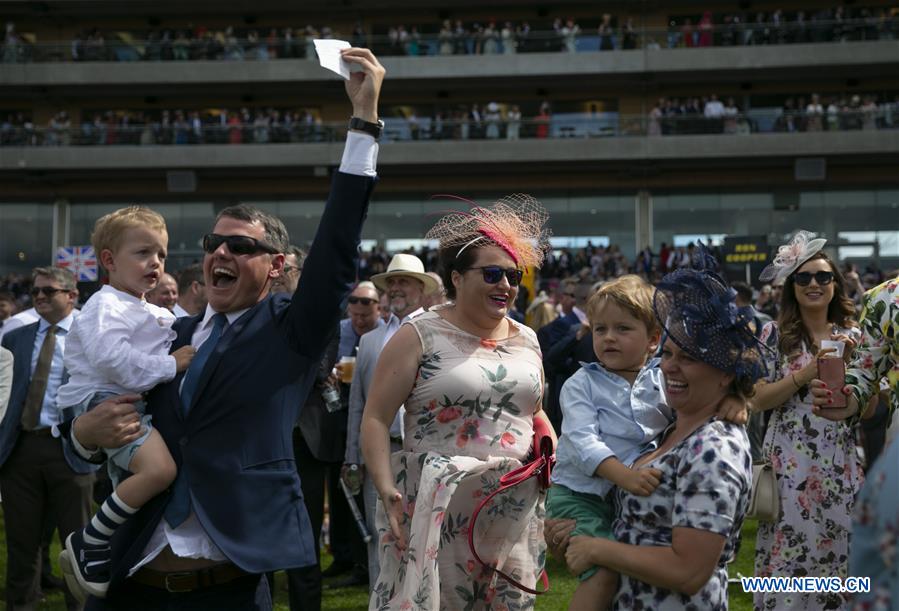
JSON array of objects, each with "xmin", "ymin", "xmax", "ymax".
[{"xmin": 165, "ymin": 313, "xmax": 226, "ymax": 528}]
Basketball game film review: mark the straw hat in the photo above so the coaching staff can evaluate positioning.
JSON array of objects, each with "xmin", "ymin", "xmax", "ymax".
[{"xmin": 370, "ymin": 254, "xmax": 439, "ymax": 293}]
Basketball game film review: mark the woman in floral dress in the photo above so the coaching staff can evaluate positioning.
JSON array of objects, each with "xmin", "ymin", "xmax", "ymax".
[
  {"xmin": 752, "ymin": 231, "xmax": 863, "ymax": 611},
  {"xmin": 361, "ymin": 198, "xmax": 554, "ymax": 610}
]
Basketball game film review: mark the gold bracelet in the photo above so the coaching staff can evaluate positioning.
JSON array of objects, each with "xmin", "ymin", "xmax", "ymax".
[{"xmin": 790, "ymin": 373, "xmax": 802, "ymax": 390}]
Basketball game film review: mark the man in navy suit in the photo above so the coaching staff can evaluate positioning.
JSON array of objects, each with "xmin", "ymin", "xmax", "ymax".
[
  {"xmin": 0, "ymin": 267, "xmax": 97, "ymax": 611},
  {"xmin": 63, "ymin": 47, "xmax": 386, "ymax": 610}
]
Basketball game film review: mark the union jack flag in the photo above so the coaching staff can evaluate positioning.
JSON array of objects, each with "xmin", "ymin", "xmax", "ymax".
[{"xmin": 56, "ymin": 246, "xmax": 98, "ymax": 281}]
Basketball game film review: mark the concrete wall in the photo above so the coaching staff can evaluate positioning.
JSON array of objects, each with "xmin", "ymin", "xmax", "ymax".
[
  {"xmin": 2, "ymin": 130, "xmax": 896, "ymax": 171},
  {"xmin": 2, "ymin": 41, "xmax": 897, "ymax": 88}
]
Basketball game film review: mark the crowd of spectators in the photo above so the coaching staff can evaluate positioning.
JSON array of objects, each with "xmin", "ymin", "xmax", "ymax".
[
  {"xmin": 647, "ymin": 92, "xmax": 899, "ymax": 136},
  {"xmin": 1, "ymin": 7, "xmax": 897, "ymax": 63},
  {"xmin": 0, "ymin": 102, "xmax": 539, "ymax": 146},
  {"xmin": 666, "ymin": 6, "xmax": 898, "ymax": 49},
  {"xmin": 0, "ymin": 241, "xmax": 891, "ymax": 333},
  {"xmin": 4, "ymin": 91, "xmax": 897, "ymax": 147},
  {"xmin": 0, "ymin": 108, "xmax": 328, "ymax": 147}
]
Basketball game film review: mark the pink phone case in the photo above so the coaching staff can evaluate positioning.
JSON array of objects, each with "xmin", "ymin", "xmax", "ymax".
[{"xmin": 817, "ymin": 358, "xmax": 847, "ymax": 408}]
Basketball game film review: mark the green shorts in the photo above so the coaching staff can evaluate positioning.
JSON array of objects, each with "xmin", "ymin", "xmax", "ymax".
[{"xmin": 546, "ymin": 484, "xmax": 614, "ymax": 581}]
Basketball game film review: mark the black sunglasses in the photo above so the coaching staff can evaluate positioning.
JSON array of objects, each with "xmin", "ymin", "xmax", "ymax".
[
  {"xmin": 31, "ymin": 286, "xmax": 68, "ymax": 297},
  {"xmin": 202, "ymin": 233, "xmax": 279, "ymax": 256},
  {"xmin": 347, "ymin": 296, "xmax": 377, "ymax": 306},
  {"xmin": 468, "ymin": 266, "xmax": 523, "ymax": 286},
  {"xmin": 793, "ymin": 271, "xmax": 834, "ymax": 286}
]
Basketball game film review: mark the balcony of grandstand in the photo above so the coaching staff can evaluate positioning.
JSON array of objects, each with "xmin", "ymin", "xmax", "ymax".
[{"xmin": 0, "ymin": 0, "xmax": 897, "ymax": 278}]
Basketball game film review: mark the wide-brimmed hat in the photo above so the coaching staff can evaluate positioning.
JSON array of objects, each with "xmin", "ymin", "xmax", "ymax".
[
  {"xmin": 653, "ymin": 246, "xmax": 768, "ymax": 383},
  {"xmin": 371, "ymin": 254, "xmax": 439, "ymax": 293}
]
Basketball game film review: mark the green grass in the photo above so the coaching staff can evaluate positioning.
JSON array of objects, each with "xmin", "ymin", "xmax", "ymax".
[{"xmin": 0, "ymin": 509, "xmax": 757, "ymax": 610}]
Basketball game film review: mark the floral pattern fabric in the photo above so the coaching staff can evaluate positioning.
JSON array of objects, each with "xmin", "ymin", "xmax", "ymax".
[
  {"xmin": 754, "ymin": 321, "xmax": 865, "ymax": 611},
  {"xmin": 847, "ymin": 277, "xmax": 899, "ymax": 420},
  {"xmin": 850, "ymin": 439, "xmax": 898, "ymax": 610},
  {"xmin": 370, "ymin": 309, "xmax": 546, "ymax": 611},
  {"xmin": 612, "ymin": 419, "xmax": 752, "ymax": 610}
]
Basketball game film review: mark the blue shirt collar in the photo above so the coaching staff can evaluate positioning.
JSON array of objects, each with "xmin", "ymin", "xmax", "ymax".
[
  {"xmin": 38, "ymin": 311, "xmax": 75, "ymax": 333},
  {"xmin": 579, "ymin": 356, "xmax": 660, "ymax": 383}
]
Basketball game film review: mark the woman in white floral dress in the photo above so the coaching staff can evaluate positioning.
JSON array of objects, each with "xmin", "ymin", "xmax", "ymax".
[
  {"xmin": 361, "ymin": 198, "xmax": 555, "ymax": 611},
  {"xmin": 752, "ymin": 232, "xmax": 863, "ymax": 611}
]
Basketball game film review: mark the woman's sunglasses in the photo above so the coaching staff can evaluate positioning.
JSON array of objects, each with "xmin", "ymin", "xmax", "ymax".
[
  {"xmin": 203, "ymin": 233, "xmax": 279, "ymax": 256},
  {"xmin": 793, "ymin": 271, "xmax": 834, "ymax": 286},
  {"xmin": 469, "ymin": 266, "xmax": 523, "ymax": 287},
  {"xmin": 347, "ymin": 296, "xmax": 378, "ymax": 306}
]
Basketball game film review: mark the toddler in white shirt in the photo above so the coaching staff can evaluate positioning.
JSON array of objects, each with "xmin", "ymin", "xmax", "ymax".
[{"xmin": 57, "ymin": 206, "xmax": 195, "ymax": 600}]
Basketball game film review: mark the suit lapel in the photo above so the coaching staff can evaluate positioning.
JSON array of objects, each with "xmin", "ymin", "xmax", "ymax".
[
  {"xmin": 15, "ymin": 323, "xmax": 39, "ymax": 389},
  {"xmin": 187, "ymin": 304, "xmax": 260, "ymax": 414},
  {"xmin": 1, "ymin": 323, "xmax": 39, "ymax": 431}
]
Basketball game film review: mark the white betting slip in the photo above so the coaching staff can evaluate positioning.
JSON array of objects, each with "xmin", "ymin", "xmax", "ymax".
[{"xmin": 313, "ymin": 39, "xmax": 351, "ymax": 79}]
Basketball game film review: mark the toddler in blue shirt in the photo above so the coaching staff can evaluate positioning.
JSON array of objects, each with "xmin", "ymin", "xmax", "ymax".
[{"xmin": 547, "ymin": 275, "xmax": 669, "ymax": 610}]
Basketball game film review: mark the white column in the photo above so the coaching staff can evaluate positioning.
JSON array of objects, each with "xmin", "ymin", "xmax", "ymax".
[
  {"xmin": 635, "ymin": 189, "xmax": 653, "ymax": 253},
  {"xmin": 51, "ymin": 198, "xmax": 70, "ymax": 263}
]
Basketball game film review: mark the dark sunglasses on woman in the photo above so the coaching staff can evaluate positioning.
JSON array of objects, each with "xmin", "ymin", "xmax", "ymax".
[
  {"xmin": 792, "ymin": 271, "xmax": 834, "ymax": 286},
  {"xmin": 469, "ymin": 266, "xmax": 523, "ymax": 287},
  {"xmin": 202, "ymin": 233, "xmax": 279, "ymax": 256},
  {"xmin": 347, "ymin": 296, "xmax": 378, "ymax": 306}
]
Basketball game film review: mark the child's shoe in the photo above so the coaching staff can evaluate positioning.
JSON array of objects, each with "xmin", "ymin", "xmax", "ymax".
[{"xmin": 59, "ymin": 529, "xmax": 111, "ymax": 601}]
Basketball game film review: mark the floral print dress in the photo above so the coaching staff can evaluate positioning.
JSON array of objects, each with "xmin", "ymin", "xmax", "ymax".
[
  {"xmin": 846, "ymin": 277, "xmax": 899, "ymax": 418},
  {"xmin": 754, "ymin": 322, "xmax": 864, "ymax": 611},
  {"xmin": 612, "ymin": 419, "xmax": 752, "ymax": 610},
  {"xmin": 370, "ymin": 309, "xmax": 546, "ymax": 611}
]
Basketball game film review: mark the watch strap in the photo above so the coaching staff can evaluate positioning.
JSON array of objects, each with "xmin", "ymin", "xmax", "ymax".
[{"xmin": 348, "ymin": 117, "xmax": 384, "ymax": 139}]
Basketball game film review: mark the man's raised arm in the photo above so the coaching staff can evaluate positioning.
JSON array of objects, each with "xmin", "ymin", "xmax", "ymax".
[{"xmin": 284, "ymin": 48, "xmax": 386, "ymax": 358}]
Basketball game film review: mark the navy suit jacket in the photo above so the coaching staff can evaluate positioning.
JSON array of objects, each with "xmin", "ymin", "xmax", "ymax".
[
  {"xmin": 0, "ymin": 322, "xmax": 98, "ymax": 474},
  {"xmin": 70, "ymin": 171, "xmax": 375, "ymax": 599},
  {"xmin": 536, "ymin": 310, "xmax": 580, "ymax": 354}
]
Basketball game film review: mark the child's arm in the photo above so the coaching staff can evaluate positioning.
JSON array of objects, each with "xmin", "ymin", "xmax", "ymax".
[
  {"xmin": 559, "ymin": 374, "xmax": 621, "ymax": 480},
  {"xmin": 80, "ymin": 300, "xmax": 181, "ymax": 391},
  {"xmin": 595, "ymin": 457, "xmax": 661, "ymax": 496}
]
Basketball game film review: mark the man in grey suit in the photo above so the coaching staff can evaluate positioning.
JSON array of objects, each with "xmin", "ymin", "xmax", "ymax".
[{"xmin": 342, "ymin": 254, "xmax": 437, "ymax": 587}]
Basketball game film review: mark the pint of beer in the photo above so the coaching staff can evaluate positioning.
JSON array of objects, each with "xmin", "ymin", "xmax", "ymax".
[{"xmin": 338, "ymin": 356, "xmax": 356, "ymax": 384}]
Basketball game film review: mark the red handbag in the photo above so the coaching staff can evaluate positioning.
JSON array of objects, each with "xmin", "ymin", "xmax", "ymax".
[{"xmin": 467, "ymin": 416, "xmax": 556, "ymax": 594}]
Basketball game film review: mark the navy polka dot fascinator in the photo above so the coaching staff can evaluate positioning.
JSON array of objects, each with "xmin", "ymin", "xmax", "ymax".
[{"xmin": 653, "ymin": 245, "xmax": 769, "ymax": 383}]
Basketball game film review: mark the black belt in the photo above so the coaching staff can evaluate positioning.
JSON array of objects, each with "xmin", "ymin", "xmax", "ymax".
[{"xmin": 131, "ymin": 564, "xmax": 250, "ymax": 593}]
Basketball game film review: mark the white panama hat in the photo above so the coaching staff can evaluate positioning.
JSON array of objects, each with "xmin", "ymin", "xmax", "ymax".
[{"xmin": 370, "ymin": 253, "xmax": 439, "ymax": 294}]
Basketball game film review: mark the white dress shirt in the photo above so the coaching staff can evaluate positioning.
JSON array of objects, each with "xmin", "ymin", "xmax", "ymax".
[
  {"xmin": 57, "ymin": 285, "xmax": 177, "ymax": 410},
  {"xmin": 131, "ymin": 133, "xmax": 379, "ymax": 571},
  {"xmin": 32, "ymin": 313, "xmax": 76, "ymax": 428},
  {"xmin": 172, "ymin": 303, "xmax": 192, "ymax": 318}
]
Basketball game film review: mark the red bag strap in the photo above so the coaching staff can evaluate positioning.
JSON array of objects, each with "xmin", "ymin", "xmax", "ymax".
[{"xmin": 466, "ymin": 427, "xmax": 556, "ymax": 596}]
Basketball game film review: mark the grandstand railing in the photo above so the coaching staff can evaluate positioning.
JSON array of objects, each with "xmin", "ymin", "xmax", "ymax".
[
  {"xmin": 1, "ymin": 20, "xmax": 896, "ymax": 63},
  {"xmin": 1, "ymin": 109, "xmax": 896, "ymax": 147}
]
